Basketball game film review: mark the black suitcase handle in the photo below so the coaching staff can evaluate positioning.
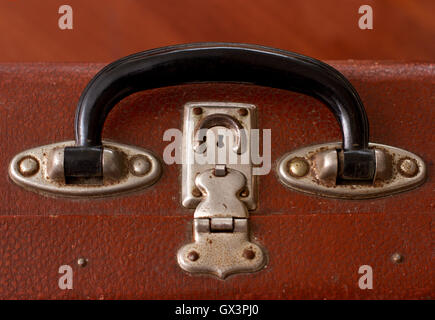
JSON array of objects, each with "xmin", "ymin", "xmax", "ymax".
[{"xmin": 65, "ymin": 43, "xmax": 375, "ymax": 180}]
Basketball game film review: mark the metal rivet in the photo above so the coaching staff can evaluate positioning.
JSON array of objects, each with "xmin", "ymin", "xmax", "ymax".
[
  {"xmin": 238, "ymin": 108, "xmax": 248, "ymax": 116},
  {"xmin": 398, "ymin": 158, "xmax": 418, "ymax": 177},
  {"xmin": 288, "ymin": 158, "xmax": 309, "ymax": 178},
  {"xmin": 77, "ymin": 257, "xmax": 87, "ymax": 267},
  {"xmin": 129, "ymin": 155, "xmax": 151, "ymax": 176},
  {"xmin": 242, "ymin": 249, "xmax": 255, "ymax": 260},
  {"xmin": 240, "ymin": 188, "xmax": 249, "ymax": 198},
  {"xmin": 192, "ymin": 107, "xmax": 203, "ymax": 115},
  {"xmin": 18, "ymin": 156, "xmax": 39, "ymax": 176},
  {"xmin": 391, "ymin": 253, "xmax": 404, "ymax": 264},
  {"xmin": 192, "ymin": 187, "xmax": 202, "ymax": 197},
  {"xmin": 187, "ymin": 251, "xmax": 199, "ymax": 261}
]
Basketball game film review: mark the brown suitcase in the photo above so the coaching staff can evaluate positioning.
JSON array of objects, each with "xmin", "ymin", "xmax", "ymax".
[{"xmin": 0, "ymin": 44, "xmax": 433, "ymax": 299}]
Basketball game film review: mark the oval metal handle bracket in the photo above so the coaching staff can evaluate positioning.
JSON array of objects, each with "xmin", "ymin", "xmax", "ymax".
[
  {"xmin": 277, "ymin": 142, "xmax": 426, "ymax": 199},
  {"xmin": 9, "ymin": 140, "xmax": 161, "ymax": 198}
]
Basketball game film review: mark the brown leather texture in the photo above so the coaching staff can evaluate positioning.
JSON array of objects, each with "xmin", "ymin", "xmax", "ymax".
[{"xmin": 0, "ymin": 62, "xmax": 433, "ymax": 299}]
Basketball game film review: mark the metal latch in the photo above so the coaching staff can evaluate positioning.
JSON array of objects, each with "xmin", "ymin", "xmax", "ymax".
[{"xmin": 177, "ymin": 102, "xmax": 267, "ymax": 279}]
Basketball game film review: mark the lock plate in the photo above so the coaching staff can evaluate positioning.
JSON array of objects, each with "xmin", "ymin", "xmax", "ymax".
[
  {"xmin": 178, "ymin": 102, "xmax": 266, "ymax": 278},
  {"xmin": 181, "ymin": 102, "xmax": 257, "ymax": 210}
]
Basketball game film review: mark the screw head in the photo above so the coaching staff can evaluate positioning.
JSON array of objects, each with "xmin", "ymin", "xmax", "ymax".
[
  {"xmin": 18, "ymin": 156, "xmax": 39, "ymax": 176},
  {"xmin": 391, "ymin": 253, "xmax": 404, "ymax": 264},
  {"xmin": 398, "ymin": 158, "xmax": 418, "ymax": 177},
  {"xmin": 238, "ymin": 108, "xmax": 248, "ymax": 116},
  {"xmin": 240, "ymin": 188, "xmax": 249, "ymax": 198},
  {"xmin": 77, "ymin": 257, "xmax": 87, "ymax": 267},
  {"xmin": 129, "ymin": 155, "xmax": 151, "ymax": 176},
  {"xmin": 187, "ymin": 251, "xmax": 199, "ymax": 261},
  {"xmin": 242, "ymin": 248, "xmax": 255, "ymax": 260},
  {"xmin": 288, "ymin": 158, "xmax": 309, "ymax": 178},
  {"xmin": 192, "ymin": 187, "xmax": 202, "ymax": 198},
  {"xmin": 192, "ymin": 107, "xmax": 203, "ymax": 115}
]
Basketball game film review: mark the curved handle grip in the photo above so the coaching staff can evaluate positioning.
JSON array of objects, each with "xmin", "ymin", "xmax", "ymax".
[{"xmin": 66, "ymin": 43, "xmax": 375, "ymax": 180}]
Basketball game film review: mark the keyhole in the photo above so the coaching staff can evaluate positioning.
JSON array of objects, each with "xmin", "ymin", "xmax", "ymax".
[{"xmin": 217, "ymin": 135, "xmax": 225, "ymax": 148}]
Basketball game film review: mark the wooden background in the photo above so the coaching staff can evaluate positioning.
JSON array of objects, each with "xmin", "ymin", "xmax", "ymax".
[{"xmin": 0, "ymin": 0, "xmax": 434, "ymax": 62}]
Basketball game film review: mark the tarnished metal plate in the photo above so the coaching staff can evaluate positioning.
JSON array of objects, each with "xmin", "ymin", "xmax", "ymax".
[
  {"xmin": 178, "ymin": 168, "xmax": 267, "ymax": 278},
  {"xmin": 277, "ymin": 142, "xmax": 426, "ymax": 199},
  {"xmin": 177, "ymin": 219, "xmax": 267, "ymax": 279},
  {"xmin": 9, "ymin": 140, "xmax": 162, "ymax": 198},
  {"xmin": 181, "ymin": 102, "xmax": 257, "ymax": 210},
  {"xmin": 194, "ymin": 169, "xmax": 249, "ymax": 219}
]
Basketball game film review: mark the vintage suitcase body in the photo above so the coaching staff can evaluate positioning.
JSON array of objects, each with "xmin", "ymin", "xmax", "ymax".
[{"xmin": 0, "ymin": 44, "xmax": 433, "ymax": 299}]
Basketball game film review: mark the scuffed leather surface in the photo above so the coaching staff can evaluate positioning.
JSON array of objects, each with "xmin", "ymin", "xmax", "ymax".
[
  {"xmin": 0, "ymin": 62, "xmax": 433, "ymax": 299},
  {"xmin": 0, "ymin": 214, "xmax": 432, "ymax": 299}
]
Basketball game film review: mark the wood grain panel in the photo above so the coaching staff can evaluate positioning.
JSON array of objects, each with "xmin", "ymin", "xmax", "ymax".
[{"xmin": 0, "ymin": 0, "xmax": 433, "ymax": 61}]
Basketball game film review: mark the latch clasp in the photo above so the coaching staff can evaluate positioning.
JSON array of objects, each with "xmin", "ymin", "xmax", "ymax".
[
  {"xmin": 177, "ymin": 167, "xmax": 266, "ymax": 279},
  {"xmin": 178, "ymin": 102, "xmax": 267, "ymax": 279}
]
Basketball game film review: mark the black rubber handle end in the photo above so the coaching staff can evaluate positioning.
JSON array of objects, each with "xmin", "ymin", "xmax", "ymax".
[{"xmin": 64, "ymin": 146, "xmax": 103, "ymax": 183}]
